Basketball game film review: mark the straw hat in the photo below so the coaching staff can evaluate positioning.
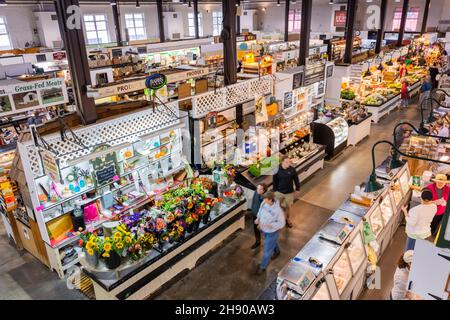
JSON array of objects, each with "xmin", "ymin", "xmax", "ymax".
[{"xmin": 432, "ymin": 174, "xmax": 450, "ymax": 183}]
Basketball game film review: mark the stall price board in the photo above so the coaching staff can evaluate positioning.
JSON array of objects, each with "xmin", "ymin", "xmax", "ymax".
[{"xmin": 0, "ymin": 77, "xmax": 68, "ymax": 116}]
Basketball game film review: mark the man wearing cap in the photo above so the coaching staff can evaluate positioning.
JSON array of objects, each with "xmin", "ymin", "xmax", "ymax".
[{"xmin": 426, "ymin": 174, "xmax": 450, "ymax": 235}]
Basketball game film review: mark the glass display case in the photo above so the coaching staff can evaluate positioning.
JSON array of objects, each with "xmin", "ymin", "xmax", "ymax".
[
  {"xmin": 399, "ymin": 170, "xmax": 410, "ymax": 196},
  {"xmin": 312, "ymin": 116, "xmax": 349, "ymax": 160},
  {"xmin": 379, "ymin": 194, "xmax": 395, "ymax": 226},
  {"xmin": 328, "ymin": 117, "xmax": 349, "ymax": 148},
  {"xmin": 391, "ymin": 180, "xmax": 404, "ymax": 208},
  {"xmin": 346, "ymin": 233, "xmax": 366, "ymax": 273},
  {"xmin": 369, "ymin": 205, "xmax": 384, "ymax": 238},
  {"xmin": 311, "ymin": 281, "xmax": 331, "ymax": 300},
  {"xmin": 332, "ymin": 252, "xmax": 353, "ymax": 294}
]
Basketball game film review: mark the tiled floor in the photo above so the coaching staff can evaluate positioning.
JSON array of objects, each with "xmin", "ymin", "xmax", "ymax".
[{"xmin": 0, "ymin": 102, "xmax": 422, "ymax": 300}]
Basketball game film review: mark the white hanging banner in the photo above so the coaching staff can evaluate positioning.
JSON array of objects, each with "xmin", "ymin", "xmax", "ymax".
[{"xmin": 0, "ymin": 77, "xmax": 68, "ymax": 116}]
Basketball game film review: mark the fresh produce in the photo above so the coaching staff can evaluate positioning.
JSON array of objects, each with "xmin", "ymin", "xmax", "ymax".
[{"xmin": 340, "ymin": 88, "xmax": 356, "ymax": 100}]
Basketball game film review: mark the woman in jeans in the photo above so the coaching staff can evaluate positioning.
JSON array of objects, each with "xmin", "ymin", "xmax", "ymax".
[
  {"xmin": 250, "ymin": 183, "xmax": 267, "ymax": 249},
  {"xmin": 255, "ymin": 192, "xmax": 285, "ymax": 273},
  {"xmin": 403, "ymin": 189, "xmax": 437, "ymax": 250}
]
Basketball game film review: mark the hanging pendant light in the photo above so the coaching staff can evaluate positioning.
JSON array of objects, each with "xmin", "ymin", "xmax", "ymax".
[
  {"xmin": 110, "ymin": 0, "xmax": 117, "ymax": 6},
  {"xmin": 136, "ymin": 0, "xmax": 140, "ymax": 8},
  {"xmin": 277, "ymin": 0, "xmax": 281, "ymax": 7}
]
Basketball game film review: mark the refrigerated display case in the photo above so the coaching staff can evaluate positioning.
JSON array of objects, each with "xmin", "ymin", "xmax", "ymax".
[
  {"xmin": 391, "ymin": 180, "xmax": 404, "ymax": 208},
  {"xmin": 332, "ymin": 252, "xmax": 353, "ymax": 294},
  {"xmin": 311, "ymin": 280, "xmax": 332, "ymax": 300},
  {"xmin": 369, "ymin": 205, "xmax": 384, "ymax": 238},
  {"xmin": 379, "ymin": 193, "xmax": 395, "ymax": 226},
  {"xmin": 346, "ymin": 232, "xmax": 367, "ymax": 273},
  {"xmin": 312, "ymin": 117, "xmax": 349, "ymax": 160},
  {"xmin": 399, "ymin": 170, "xmax": 411, "ymax": 196}
]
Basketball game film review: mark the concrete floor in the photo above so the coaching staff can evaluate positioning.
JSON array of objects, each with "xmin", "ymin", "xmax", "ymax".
[{"xmin": 0, "ymin": 102, "xmax": 422, "ymax": 300}]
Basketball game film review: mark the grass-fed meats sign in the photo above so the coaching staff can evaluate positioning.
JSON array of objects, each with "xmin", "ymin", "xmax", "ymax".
[{"xmin": 0, "ymin": 78, "xmax": 68, "ymax": 116}]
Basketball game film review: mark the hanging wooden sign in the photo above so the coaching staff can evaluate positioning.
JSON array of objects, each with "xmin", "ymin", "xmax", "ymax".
[{"xmin": 41, "ymin": 149, "xmax": 61, "ymax": 183}]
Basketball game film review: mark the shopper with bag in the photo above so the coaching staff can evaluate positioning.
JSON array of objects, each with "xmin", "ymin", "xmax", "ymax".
[
  {"xmin": 250, "ymin": 183, "xmax": 267, "ymax": 249},
  {"xmin": 390, "ymin": 251, "xmax": 414, "ymax": 300},
  {"xmin": 273, "ymin": 156, "xmax": 300, "ymax": 228},
  {"xmin": 426, "ymin": 174, "xmax": 450, "ymax": 235},
  {"xmin": 402, "ymin": 189, "xmax": 437, "ymax": 250},
  {"xmin": 255, "ymin": 192, "xmax": 285, "ymax": 273}
]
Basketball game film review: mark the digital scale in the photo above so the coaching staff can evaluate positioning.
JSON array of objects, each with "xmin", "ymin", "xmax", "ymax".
[
  {"xmin": 277, "ymin": 260, "xmax": 316, "ymax": 295},
  {"xmin": 318, "ymin": 219, "xmax": 353, "ymax": 245}
]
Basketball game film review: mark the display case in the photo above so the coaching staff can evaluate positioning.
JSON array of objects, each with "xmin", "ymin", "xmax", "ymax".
[
  {"xmin": 391, "ymin": 179, "xmax": 405, "ymax": 209},
  {"xmin": 346, "ymin": 232, "xmax": 366, "ymax": 274},
  {"xmin": 312, "ymin": 117, "xmax": 349, "ymax": 160},
  {"xmin": 379, "ymin": 193, "xmax": 395, "ymax": 226},
  {"xmin": 332, "ymin": 251, "xmax": 353, "ymax": 295},
  {"xmin": 399, "ymin": 169, "xmax": 411, "ymax": 196},
  {"xmin": 369, "ymin": 205, "xmax": 384, "ymax": 238},
  {"xmin": 311, "ymin": 280, "xmax": 332, "ymax": 300}
]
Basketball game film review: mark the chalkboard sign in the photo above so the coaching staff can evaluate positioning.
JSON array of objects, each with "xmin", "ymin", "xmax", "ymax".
[
  {"xmin": 94, "ymin": 164, "xmax": 117, "ymax": 187},
  {"xmin": 293, "ymin": 71, "xmax": 304, "ymax": 90},
  {"xmin": 283, "ymin": 91, "xmax": 293, "ymax": 110},
  {"xmin": 90, "ymin": 149, "xmax": 118, "ymax": 187}
]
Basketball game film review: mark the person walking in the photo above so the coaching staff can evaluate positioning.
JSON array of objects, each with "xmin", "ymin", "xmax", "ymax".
[
  {"xmin": 429, "ymin": 63, "xmax": 440, "ymax": 89},
  {"xmin": 394, "ymin": 122, "xmax": 411, "ymax": 148},
  {"xmin": 426, "ymin": 174, "xmax": 450, "ymax": 236},
  {"xmin": 255, "ymin": 191, "xmax": 285, "ymax": 273},
  {"xmin": 402, "ymin": 189, "xmax": 437, "ymax": 250},
  {"xmin": 418, "ymin": 76, "xmax": 432, "ymax": 109},
  {"xmin": 250, "ymin": 183, "xmax": 267, "ymax": 249},
  {"xmin": 401, "ymin": 79, "xmax": 410, "ymax": 108},
  {"xmin": 273, "ymin": 156, "xmax": 300, "ymax": 228},
  {"xmin": 390, "ymin": 251, "xmax": 414, "ymax": 300}
]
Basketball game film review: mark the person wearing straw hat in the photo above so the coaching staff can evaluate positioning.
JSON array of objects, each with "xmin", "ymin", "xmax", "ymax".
[{"xmin": 426, "ymin": 174, "xmax": 450, "ymax": 235}]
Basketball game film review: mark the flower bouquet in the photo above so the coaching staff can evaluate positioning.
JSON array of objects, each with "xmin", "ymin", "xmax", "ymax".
[
  {"xmin": 78, "ymin": 229, "xmax": 102, "ymax": 267},
  {"xmin": 168, "ymin": 220, "xmax": 186, "ymax": 244},
  {"xmin": 101, "ymin": 224, "xmax": 131, "ymax": 269}
]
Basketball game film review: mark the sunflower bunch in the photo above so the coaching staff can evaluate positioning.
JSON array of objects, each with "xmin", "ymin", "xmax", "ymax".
[
  {"xmin": 101, "ymin": 224, "xmax": 132, "ymax": 258},
  {"xmin": 78, "ymin": 229, "xmax": 102, "ymax": 256}
]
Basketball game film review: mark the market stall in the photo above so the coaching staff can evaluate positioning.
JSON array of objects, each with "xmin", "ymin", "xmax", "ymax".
[
  {"xmin": 276, "ymin": 161, "xmax": 412, "ymax": 300},
  {"xmin": 326, "ymin": 46, "xmax": 425, "ymax": 123},
  {"xmin": 316, "ymin": 101, "xmax": 372, "ymax": 147},
  {"xmin": 13, "ymin": 102, "xmax": 187, "ymax": 278}
]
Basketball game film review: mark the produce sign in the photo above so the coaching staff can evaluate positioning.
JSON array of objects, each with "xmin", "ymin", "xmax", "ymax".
[
  {"xmin": 145, "ymin": 73, "xmax": 167, "ymax": 91},
  {"xmin": 0, "ymin": 77, "xmax": 68, "ymax": 116}
]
